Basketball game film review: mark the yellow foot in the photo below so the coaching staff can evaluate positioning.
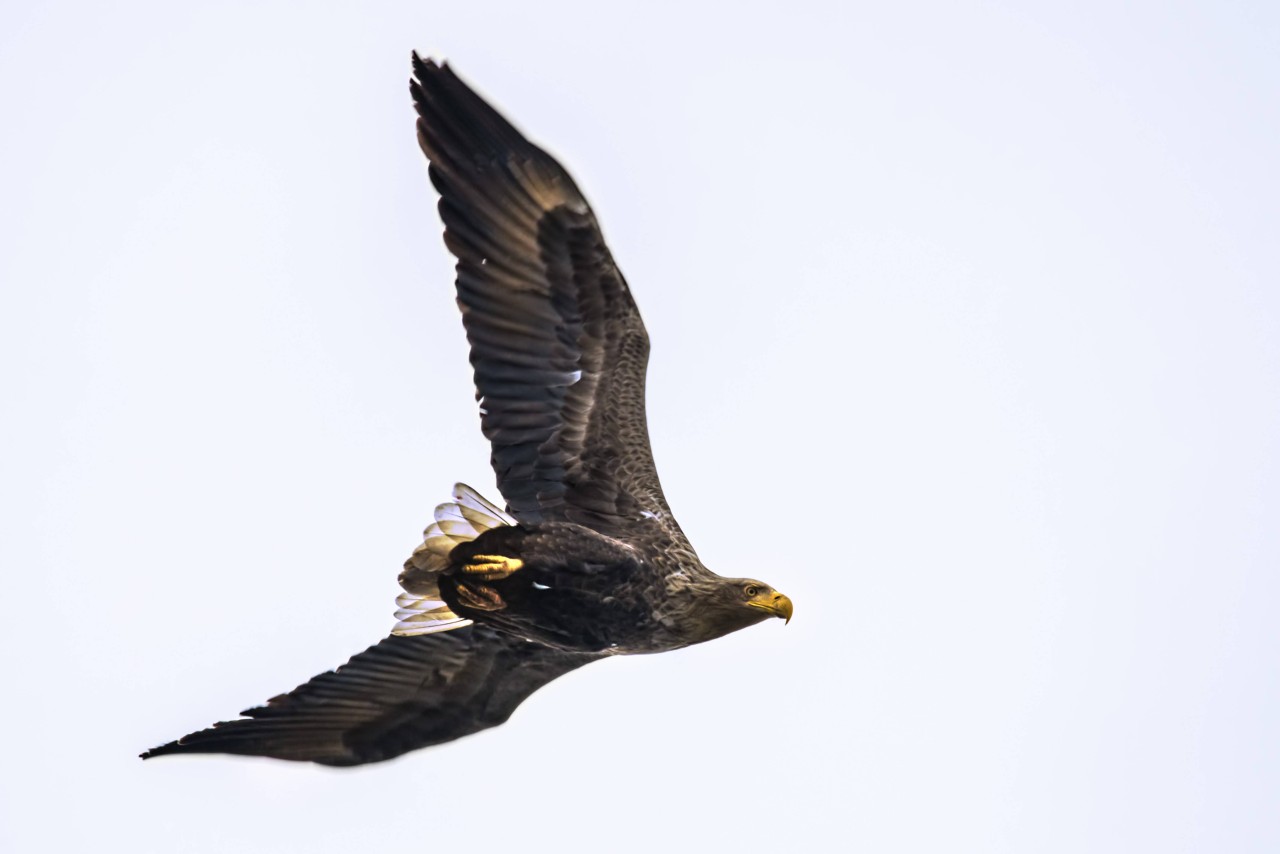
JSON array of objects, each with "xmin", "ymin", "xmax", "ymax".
[
  {"xmin": 455, "ymin": 582, "xmax": 506, "ymax": 612},
  {"xmin": 462, "ymin": 554, "xmax": 524, "ymax": 580}
]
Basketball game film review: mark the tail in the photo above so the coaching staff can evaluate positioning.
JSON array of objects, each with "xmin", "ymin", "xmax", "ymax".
[{"xmin": 393, "ymin": 484, "xmax": 515, "ymax": 636}]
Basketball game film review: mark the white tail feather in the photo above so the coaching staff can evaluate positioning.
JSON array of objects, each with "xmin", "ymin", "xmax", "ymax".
[
  {"xmin": 392, "ymin": 591, "xmax": 473, "ymax": 636},
  {"xmin": 450, "ymin": 483, "xmax": 516, "ymax": 527},
  {"xmin": 392, "ymin": 483, "xmax": 513, "ymax": 636}
]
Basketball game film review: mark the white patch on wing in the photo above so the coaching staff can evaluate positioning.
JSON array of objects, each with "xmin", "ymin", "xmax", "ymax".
[
  {"xmin": 641, "ymin": 510, "xmax": 662, "ymax": 520},
  {"xmin": 532, "ymin": 581, "xmax": 551, "ymax": 590}
]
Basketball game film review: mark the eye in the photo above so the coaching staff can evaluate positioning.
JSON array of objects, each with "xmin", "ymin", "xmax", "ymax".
[{"xmin": 744, "ymin": 585, "xmax": 760, "ymax": 597}]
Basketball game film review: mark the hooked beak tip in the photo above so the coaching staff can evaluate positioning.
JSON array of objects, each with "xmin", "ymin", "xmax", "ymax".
[{"xmin": 775, "ymin": 594, "xmax": 794, "ymax": 624}]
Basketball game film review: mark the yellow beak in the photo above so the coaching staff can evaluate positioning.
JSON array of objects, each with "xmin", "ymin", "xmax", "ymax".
[{"xmin": 749, "ymin": 591, "xmax": 794, "ymax": 624}]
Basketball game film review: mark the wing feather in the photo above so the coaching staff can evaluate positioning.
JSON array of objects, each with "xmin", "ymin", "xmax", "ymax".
[
  {"xmin": 142, "ymin": 627, "xmax": 598, "ymax": 766},
  {"xmin": 411, "ymin": 55, "xmax": 692, "ymax": 551}
]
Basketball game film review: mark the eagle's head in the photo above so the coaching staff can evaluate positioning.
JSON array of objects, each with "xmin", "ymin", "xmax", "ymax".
[
  {"xmin": 738, "ymin": 579, "xmax": 794, "ymax": 624},
  {"xmin": 683, "ymin": 576, "xmax": 793, "ymax": 644}
]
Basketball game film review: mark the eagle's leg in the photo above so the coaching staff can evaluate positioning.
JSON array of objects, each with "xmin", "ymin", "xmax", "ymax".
[
  {"xmin": 454, "ymin": 555, "xmax": 522, "ymax": 610},
  {"xmin": 461, "ymin": 554, "xmax": 524, "ymax": 580}
]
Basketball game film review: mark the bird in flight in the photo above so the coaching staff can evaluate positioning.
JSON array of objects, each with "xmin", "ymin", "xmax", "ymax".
[{"xmin": 142, "ymin": 55, "xmax": 793, "ymax": 766}]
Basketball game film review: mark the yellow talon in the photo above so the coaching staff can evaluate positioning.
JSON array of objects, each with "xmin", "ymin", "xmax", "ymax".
[
  {"xmin": 455, "ymin": 582, "xmax": 507, "ymax": 611},
  {"xmin": 462, "ymin": 554, "xmax": 524, "ymax": 580}
]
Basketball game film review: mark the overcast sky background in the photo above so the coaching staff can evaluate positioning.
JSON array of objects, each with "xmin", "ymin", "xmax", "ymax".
[{"xmin": 3, "ymin": 1, "xmax": 1278, "ymax": 851}]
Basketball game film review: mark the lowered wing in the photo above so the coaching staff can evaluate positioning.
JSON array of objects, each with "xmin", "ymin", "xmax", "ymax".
[{"xmin": 141, "ymin": 627, "xmax": 598, "ymax": 766}]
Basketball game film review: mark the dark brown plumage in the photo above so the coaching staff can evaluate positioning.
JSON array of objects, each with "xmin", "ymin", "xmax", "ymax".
[{"xmin": 142, "ymin": 56, "xmax": 791, "ymax": 766}]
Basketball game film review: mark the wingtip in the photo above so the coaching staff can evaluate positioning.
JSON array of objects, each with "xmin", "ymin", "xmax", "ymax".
[
  {"xmin": 411, "ymin": 53, "xmax": 449, "ymax": 105},
  {"xmin": 411, "ymin": 51, "xmax": 446, "ymax": 77},
  {"xmin": 139, "ymin": 742, "xmax": 171, "ymax": 760}
]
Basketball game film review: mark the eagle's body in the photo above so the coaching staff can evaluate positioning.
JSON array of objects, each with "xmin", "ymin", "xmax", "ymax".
[
  {"xmin": 434, "ymin": 520, "xmax": 779, "ymax": 655},
  {"xmin": 142, "ymin": 56, "xmax": 791, "ymax": 767}
]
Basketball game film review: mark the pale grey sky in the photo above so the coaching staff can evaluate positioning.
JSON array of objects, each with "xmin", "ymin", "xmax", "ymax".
[{"xmin": 3, "ymin": 1, "xmax": 1278, "ymax": 852}]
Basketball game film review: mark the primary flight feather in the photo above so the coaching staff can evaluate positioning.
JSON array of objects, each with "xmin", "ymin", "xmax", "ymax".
[{"xmin": 142, "ymin": 55, "xmax": 792, "ymax": 766}]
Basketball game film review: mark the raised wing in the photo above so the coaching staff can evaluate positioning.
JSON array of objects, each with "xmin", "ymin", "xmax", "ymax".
[
  {"xmin": 412, "ymin": 56, "xmax": 690, "ymax": 550},
  {"xmin": 141, "ymin": 627, "xmax": 598, "ymax": 766}
]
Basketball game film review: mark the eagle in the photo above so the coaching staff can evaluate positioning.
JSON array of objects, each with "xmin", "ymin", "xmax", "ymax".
[{"xmin": 142, "ymin": 55, "xmax": 793, "ymax": 766}]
